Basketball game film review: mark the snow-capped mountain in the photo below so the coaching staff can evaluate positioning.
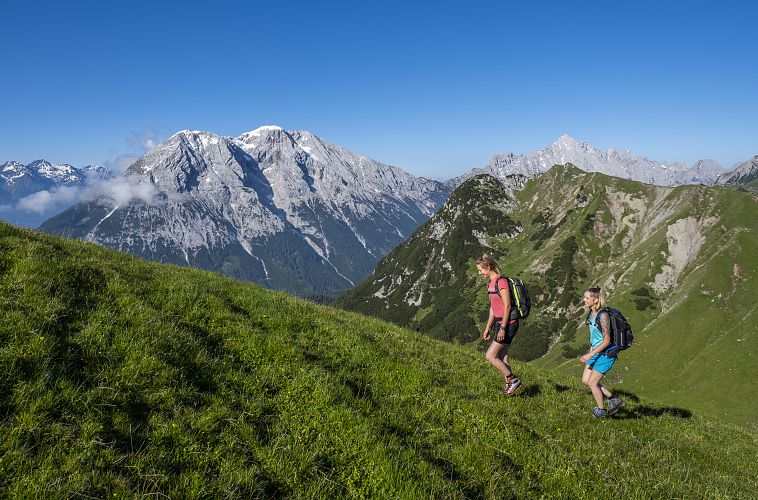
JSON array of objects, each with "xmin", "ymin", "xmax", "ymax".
[
  {"xmin": 1, "ymin": 160, "xmax": 112, "ymax": 204},
  {"xmin": 450, "ymin": 135, "xmax": 723, "ymax": 187},
  {"xmin": 41, "ymin": 127, "xmax": 451, "ymax": 298},
  {"xmin": 717, "ymin": 155, "xmax": 758, "ymax": 185},
  {"xmin": 3, "ymin": 160, "xmax": 76, "ymax": 203}
]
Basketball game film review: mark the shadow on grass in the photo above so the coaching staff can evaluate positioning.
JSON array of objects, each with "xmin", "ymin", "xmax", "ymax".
[
  {"xmin": 381, "ymin": 422, "xmax": 487, "ymax": 499},
  {"xmin": 612, "ymin": 389, "xmax": 640, "ymax": 403},
  {"xmin": 100, "ymin": 396, "xmax": 153, "ymax": 454},
  {"xmin": 613, "ymin": 404, "xmax": 692, "ymax": 420},
  {"xmin": 514, "ymin": 384, "xmax": 541, "ymax": 398},
  {"xmin": 220, "ymin": 292, "xmax": 251, "ymax": 317},
  {"xmin": 552, "ymin": 383, "xmax": 571, "ymax": 393},
  {"xmin": 0, "ymin": 386, "xmax": 14, "ymax": 421},
  {"xmin": 496, "ymin": 449, "xmax": 541, "ymax": 496}
]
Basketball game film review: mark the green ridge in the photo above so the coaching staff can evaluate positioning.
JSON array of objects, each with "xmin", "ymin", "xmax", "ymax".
[{"xmin": 1, "ymin": 221, "xmax": 755, "ymax": 497}]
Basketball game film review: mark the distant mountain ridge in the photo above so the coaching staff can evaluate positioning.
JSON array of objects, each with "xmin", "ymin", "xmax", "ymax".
[
  {"xmin": 1, "ymin": 160, "xmax": 112, "ymax": 227},
  {"xmin": 450, "ymin": 135, "xmax": 725, "ymax": 188},
  {"xmin": 1, "ymin": 160, "xmax": 110, "ymax": 205},
  {"xmin": 41, "ymin": 126, "xmax": 451, "ymax": 298},
  {"xmin": 717, "ymin": 155, "xmax": 758, "ymax": 186}
]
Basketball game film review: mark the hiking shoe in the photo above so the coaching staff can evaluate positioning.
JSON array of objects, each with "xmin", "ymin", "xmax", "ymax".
[
  {"xmin": 593, "ymin": 407, "xmax": 607, "ymax": 419},
  {"xmin": 608, "ymin": 397, "xmax": 625, "ymax": 415},
  {"xmin": 505, "ymin": 377, "xmax": 522, "ymax": 395}
]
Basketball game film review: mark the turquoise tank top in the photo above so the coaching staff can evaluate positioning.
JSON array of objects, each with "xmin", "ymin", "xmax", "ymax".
[{"xmin": 588, "ymin": 311, "xmax": 604, "ymax": 348}]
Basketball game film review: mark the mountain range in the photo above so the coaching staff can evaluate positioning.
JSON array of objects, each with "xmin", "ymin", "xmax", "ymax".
[
  {"xmin": 451, "ymin": 135, "xmax": 726, "ymax": 187},
  {"xmin": 40, "ymin": 127, "xmax": 451, "ymax": 298},
  {"xmin": 0, "ymin": 160, "xmax": 111, "ymax": 201},
  {"xmin": 0, "ymin": 160, "xmax": 112, "ymax": 227},
  {"xmin": 6, "ymin": 129, "xmax": 753, "ymax": 300},
  {"xmin": 336, "ymin": 165, "xmax": 758, "ymax": 427}
]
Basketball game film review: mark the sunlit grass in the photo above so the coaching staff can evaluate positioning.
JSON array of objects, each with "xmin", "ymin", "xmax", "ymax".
[{"xmin": 1, "ymin": 222, "xmax": 755, "ymax": 497}]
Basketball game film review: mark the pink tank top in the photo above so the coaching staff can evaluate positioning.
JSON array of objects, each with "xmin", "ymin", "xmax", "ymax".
[{"xmin": 488, "ymin": 277, "xmax": 510, "ymax": 319}]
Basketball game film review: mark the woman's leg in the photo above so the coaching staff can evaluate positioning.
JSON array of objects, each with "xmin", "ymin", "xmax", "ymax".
[
  {"xmin": 485, "ymin": 342, "xmax": 513, "ymax": 381},
  {"xmin": 598, "ymin": 383, "xmax": 613, "ymax": 399},
  {"xmin": 581, "ymin": 364, "xmax": 594, "ymax": 386},
  {"xmin": 497, "ymin": 345, "xmax": 512, "ymax": 376},
  {"xmin": 586, "ymin": 370, "xmax": 606, "ymax": 408},
  {"xmin": 582, "ymin": 364, "xmax": 610, "ymax": 398}
]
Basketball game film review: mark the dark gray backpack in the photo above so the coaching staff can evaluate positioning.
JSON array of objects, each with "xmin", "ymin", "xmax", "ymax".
[{"xmin": 590, "ymin": 307, "xmax": 633, "ymax": 357}]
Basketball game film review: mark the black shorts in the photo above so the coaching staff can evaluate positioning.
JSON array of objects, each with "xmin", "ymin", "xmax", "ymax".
[{"xmin": 490, "ymin": 318, "xmax": 519, "ymax": 345}]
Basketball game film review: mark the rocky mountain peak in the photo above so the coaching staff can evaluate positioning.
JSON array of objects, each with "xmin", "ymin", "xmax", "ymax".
[
  {"xmin": 2, "ymin": 161, "xmax": 25, "ymax": 173},
  {"xmin": 236, "ymin": 126, "xmax": 294, "ymax": 149},
  {"xmin": 553, "ymin": 134, "xmax": 581, "ymax": 149},
  {"xmin": 41, "ymin": 126, "xmax": 452, "ymax": 298},
  {"xmin": 717, "ymin": 155, "xmax": 758, "ymax": 185}
]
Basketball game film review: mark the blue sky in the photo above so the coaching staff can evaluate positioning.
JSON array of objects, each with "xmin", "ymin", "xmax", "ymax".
[{"xmin": 2, "ymin": 0, "xmax": 756, "ymax": 179}]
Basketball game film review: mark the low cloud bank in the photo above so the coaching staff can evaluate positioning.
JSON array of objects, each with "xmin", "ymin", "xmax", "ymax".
[{"xmin": 16, "ymin": 176, "xmax": 162, "ymax": 214}]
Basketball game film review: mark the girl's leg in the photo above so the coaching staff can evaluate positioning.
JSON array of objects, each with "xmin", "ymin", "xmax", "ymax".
[
  {"xmin": 598, "ymin": 383, "xmax": 613, "ymax": 399},
  {"xmin": 497, "ymin": 345, "xmax": 513, "ymax": 376},
  {"xmin": 485, "ymin": 342, "xmax": 512, "ymax": 381},
  {"xmin": 586, "ymin": 370, "xmax": 606, "ymax": 408},
  {"xmin": 582, "ymin": 365, "xmax": 610, "ymax": 400},
  {"xmin": 581, "ymin": 365, "xmax": 594, "ymax": 386}
]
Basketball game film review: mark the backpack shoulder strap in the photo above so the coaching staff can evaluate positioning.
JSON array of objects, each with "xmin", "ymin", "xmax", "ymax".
[
  {"xmin": 588, "ymin": 308, "xmax": 607, "ymax": 326},
  {"xmin": 495, "ymin": 275, "xmax": 510, "ymax": 294},
  {"xmin": 489, "ymin": 276, "xmax": 514, "ymax": 305}
]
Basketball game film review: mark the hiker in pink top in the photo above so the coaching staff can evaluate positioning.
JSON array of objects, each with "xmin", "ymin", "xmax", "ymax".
[{"xmin": 476, "ymin": 253, "xmax": 522, "ymax": 395}]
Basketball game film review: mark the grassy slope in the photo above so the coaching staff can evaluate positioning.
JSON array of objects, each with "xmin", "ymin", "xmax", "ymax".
[
  {"xmin": 337, "ymin": 166, "xmax": 758, "ymax": 429},
  {"xmin": 517, "ymin": 172, "xmax": 758, "ymax": 429},
  {"xmin": 0, "ymin": 222, "xmax": 756, "ymax": 498}
]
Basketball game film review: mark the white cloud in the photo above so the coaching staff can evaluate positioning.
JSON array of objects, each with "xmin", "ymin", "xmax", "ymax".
[
  {"xmin": 3, "ymin": 129, "xmax": 168, "ymax": 225},
  {"xmin": 96, "ymin": 129, "xmax": 163, "ymax": 175},
  {"xmin": 127, "ymin": 129, "xmax": 161, "ymax": 152},
  {"xmin": 102, "ymin": 153, "xmax": 142, "ymax": 174},
  {"xmin": 16, "ymin": 176, "xmax": 162, "ymax": 214}
]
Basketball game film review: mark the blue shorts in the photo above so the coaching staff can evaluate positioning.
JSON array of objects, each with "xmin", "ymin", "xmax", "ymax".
[{"xmin": 586, "ymin": 352, "xmax": 616, "ymax": 374}]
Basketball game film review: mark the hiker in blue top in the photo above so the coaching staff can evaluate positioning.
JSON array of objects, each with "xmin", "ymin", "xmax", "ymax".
[{"xmin": 580, "ymin": 287, "xmax": 624, "ymax": 418}]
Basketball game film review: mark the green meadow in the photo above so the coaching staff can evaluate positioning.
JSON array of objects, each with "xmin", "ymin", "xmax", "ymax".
[
  {"xmin": 337, "ymin": 166, "xmax": 758, "ymax": 429},
  {"xmin": 1, "ymin": 221, "xmax": 756, "ymax": 497}
]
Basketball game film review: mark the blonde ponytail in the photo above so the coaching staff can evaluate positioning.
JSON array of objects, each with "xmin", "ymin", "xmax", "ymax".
[
  {"xmin": 476, "ymin": 253, "xmax": 501, "ymax": 275},
  {"xmin": 586, "ymin": 286, "xmax": 605, "ymax": 308}
]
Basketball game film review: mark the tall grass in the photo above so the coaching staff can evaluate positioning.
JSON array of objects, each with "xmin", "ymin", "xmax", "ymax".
[{"xmin": 1, "ymin": 222, "xmax": 755, "ymax": 497}]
